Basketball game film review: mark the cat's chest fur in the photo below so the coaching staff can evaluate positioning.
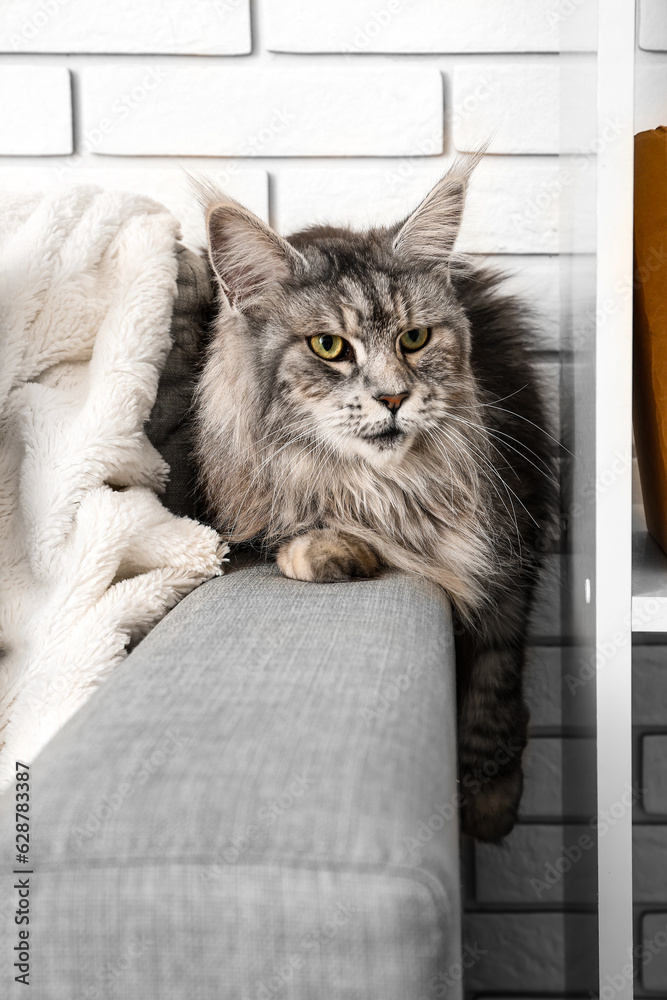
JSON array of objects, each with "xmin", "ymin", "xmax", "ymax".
[{"xmin": 273, "ymin": 445, "xmax": 496, "ymax": 615}]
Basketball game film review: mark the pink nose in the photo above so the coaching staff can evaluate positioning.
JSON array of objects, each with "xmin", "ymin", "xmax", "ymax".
[{"xmin": 377, "ymin": 393, "xmax": 409, "ymax": 414}]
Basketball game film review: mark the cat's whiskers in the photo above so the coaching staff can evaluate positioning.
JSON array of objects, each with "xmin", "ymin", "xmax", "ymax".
[
  {"xmin": 423, "ymin": 428, "xmax": 457, "ymax": 509},
  {"xmin": 424, "ymin": 425, "xmax": 487, "ymax": 517},
  {"xmin": 417, "ymin": 426, "xmax": 503, "ymax": 566},
  {"xmin": 433, "ymin": 428, "xmax": 490, "ymax": 522},
  {"xmin": 447, "ymin": 412, "xmax": 558, "ymax": 486},
  {"xmin": 430, "ymin": 421, "xmax": 482, "ymax": 492},
  {"xmin": 446, "ymin": 425, "xmax": 539, "ymax": 558},
  {"xmin": 480, "ymin": 401, "xmax": 572, "ymax": 455},
  {"xmin": 482, "ymin": 425, "xmax": 557, "ymax": 480},
  {"xmin": 438, "ymin": 423, "xmax": 524, "ymax": 559},
  {"xmin": 473, "ymin": 384, "xmax": 529, "ymax": 408},
  {"xmin": 450, "ymin": 423, "xmax": 532, "ymax": 530},
  {"xmin": 231, "ymin": 416, "xmax": 314, "ymax": 460},
  {"xmin": 454, "ymin": 395, "xmax": 554, "ymax": 460}
]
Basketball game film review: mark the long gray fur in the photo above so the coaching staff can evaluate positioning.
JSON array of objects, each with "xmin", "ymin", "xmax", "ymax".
[{"xmin": 194, "ymin": 160, "xmax": 557, "ymax": 842}]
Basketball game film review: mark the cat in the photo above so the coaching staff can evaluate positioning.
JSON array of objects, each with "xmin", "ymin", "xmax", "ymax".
[{"xmin": 194, "ymin": 158, "xmax": 557, "ymax": 842}]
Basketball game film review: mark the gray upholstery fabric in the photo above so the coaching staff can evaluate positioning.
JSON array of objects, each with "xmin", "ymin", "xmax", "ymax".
[{"xmin": 0, "ymin": 559, "xmax": 461, "ymax": 999}]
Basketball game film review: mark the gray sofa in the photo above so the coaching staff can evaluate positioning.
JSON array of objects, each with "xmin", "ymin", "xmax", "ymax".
[
  {"xmin": 0, "ymin": 246, "xmax": 462, "ymax": 998},
  {"xmin": 0, "ymin": 556, "xmax": 461, "ymax": 999}
]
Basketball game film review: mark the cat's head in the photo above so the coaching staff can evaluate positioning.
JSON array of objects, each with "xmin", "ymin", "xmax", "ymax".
[{"xmin": 201, "ymin": 159, "xmax": 480, "ymax": 471}]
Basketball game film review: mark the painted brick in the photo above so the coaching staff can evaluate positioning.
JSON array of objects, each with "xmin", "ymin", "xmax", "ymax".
[
  {"xmin": 453, "ymin": 62, "xmax": 596, "ymax": 154},
  {"xmin": 463, "ymin": 913, "xmax": 597, "ymax": 993},
  {"xmin": 487, "ymin": 253, "xmax": 595, "ymax": 353},
  {"xmin": 560, "ymin": 646, "xmax": 597, "ymax": 728},
  {"xmin": 265, "ymin": 0, "xmax": 597, "ymax": 53},
  {"xmin": 635, "ymin": 60, "xmax": 667, "ymax": 134},
  {"xmin": 521, "ymin": 738, "xmax": 596, "ymax": 818},
  {"xmin": 475, "ymin": 824, "xmax": 596, "ymax": 904},
  {"xmin": 633, "ymin": 827, "xmax": 667, "ymax": 902},
  {"xmin": 525, "ymin": 647, "xmax": 563, "ymax": 728},
  {"xmin": 534, "ymin": 357, "xmax": 561, "ymax": 442},
  {"xmin": 80, "ymin": 66, "xmax": 443, "ymax": 157},
  {"xmin": 486, "ymin": 256, "xmax": 560, "ymax": 351},
  {"xmin": 0, "ymin": 66, "xmax": 71, "ymax": 155},
  {"xmin": 275, "ymin": 159, "xmax": 595, "ymax": 254},
  {"xmin": 639, "ymin": 0, "xmax": 667, "ymax": 51},
  {"xmin": 525, "ymin": 646, "xmax": 595, "ymax": 729},
  {"xmin": 560, "ymin": 252, "xmax": 598, "ymax": 351},
  {"xmin": 0, "ymin": 0, "xmax": 250, "ymax": 54},
  {"xmin": 0, "ymin": 165, "xmax": 268, "ymax": 247},
  {"xmin": 633, "ymin": 645, "xmax": 667, "ymax": 725},
  {"xmin": 640, "ymin": 912, "xmax": 667, "ymax": 991},
  {"xmin": 528, "ymin": 555, "xmax": 562, "ymax": 643},
  {"xmin": 642, "ymin": 735, "xmax": 667, "ymax": 814}
]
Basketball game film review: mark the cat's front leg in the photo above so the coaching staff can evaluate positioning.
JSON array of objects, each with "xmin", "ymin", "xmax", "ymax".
[{"xmin": 277, "ymin": 529, "xmax": 381, "ymax": 583}]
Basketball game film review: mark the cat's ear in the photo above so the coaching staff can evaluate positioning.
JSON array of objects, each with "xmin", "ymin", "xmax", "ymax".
[
  {"xmin": 392, "ymin": 153, "xmax": 481, "ymax": 265},
  {"xmin": 202, "ymin": 190, "xmax": 306, "ymax": 308}
]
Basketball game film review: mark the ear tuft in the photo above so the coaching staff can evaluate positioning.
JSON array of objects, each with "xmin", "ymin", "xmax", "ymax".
[
  {"xmin": 392, "ymin": 151, "xmax": 484, "ymax": 265},
  {"xmin": 191, "ymin": 175, "xmax": 306, "ymax": 309}
]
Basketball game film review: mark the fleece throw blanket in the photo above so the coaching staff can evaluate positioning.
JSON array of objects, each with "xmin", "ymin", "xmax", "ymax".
[{"xmin": 0, "ymin": 186, "xmax": 225, "ymax": 790}]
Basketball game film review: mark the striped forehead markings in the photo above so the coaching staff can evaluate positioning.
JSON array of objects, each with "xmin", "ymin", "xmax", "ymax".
[{"xmin": 338, "ymin": 273, "xmax": 400, "ymax": 335}]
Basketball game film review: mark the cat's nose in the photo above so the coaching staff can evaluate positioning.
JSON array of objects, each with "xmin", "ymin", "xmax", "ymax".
[{"xmin": 377, "ymin": 393, "xmax": 409, "ymax": 413}]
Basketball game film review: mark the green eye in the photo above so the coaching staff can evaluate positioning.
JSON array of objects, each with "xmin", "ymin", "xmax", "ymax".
[
  {"xmin": 400, "ymin": 327, "xmax": 430, "ymax": 352},
  {"xmin": 309, "ymin": 334, "xmax": 350, "ymax": 361}
]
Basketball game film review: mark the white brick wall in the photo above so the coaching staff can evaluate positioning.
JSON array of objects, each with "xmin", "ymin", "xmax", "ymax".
[
  {"xmin": 635, "ymin": 58, "xmax": 667, "ymax": 133},
  {"xmin": 635, "ymin": 0, "xmax": 667, "ymax": 133},
  {"xmin": 639, "ymin": 0, "xmax": 667, "ymax": 52},
  {"xmin": 475, "ymin": 824, "xmax": 597, "ymax": 903},
  {"xmin": 452, "ymin": 61, "xmax": 597, "ymax": 154},
  {"xmin": 633, "ymin": 646, "xmax": 667, "ymax": 724},
  {"xmin": 521, "ymin": 737, "xmax": 595, "ymax": 817},
  {"xmin": 0, "ymin": 5, "xmax": 596, "ymax": 262},
  {"xmin": 80, "ymin": 65, "xmax": 444, "ymax": 157},
  {"xmin": 634, "ymin": 827, "xmax": 667, "ymax": 903},
  {"xmin": 524, "ymin": 646, "xmax": 595, "ymax": 728},
  {"xmin": 273, "ymin": 158, "xmax": 592, "ymax": 254},
  {"xmin": 464, "ymin": 913, "xmax": 597, "ymax": 993},
  {"xmin": 264, "ymin": 0, "xmax": 597, "ymax": 54},
  {"xmin": 642, "ymin": 735, "xmax": 667, "ymax": 814},
  {"xmin": 0, "ymin": 66, "xmax": 72, "ymax": 154},
  {"xmin": 474, "ymin": 824, "xmax": 667, "ymax": 906},
  {"xmin": 0, "ymin": 0, "xmax": 251, "ymax": 54},
  {"xmin": 641, "ymin": 912, "xmax": 667, "ymax": 991},
  {"xmin": 0, "ymin": 164, "xmax": 269, "ymax": 238}
]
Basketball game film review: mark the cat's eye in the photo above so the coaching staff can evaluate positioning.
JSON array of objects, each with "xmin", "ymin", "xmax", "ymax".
[
  {"xmin": 399, "ymin": 327, "xmax": 430, "ymax": 352},
  {"xmin": 309, "ymin": 334, "xmax": 351, "ymax": 362}
]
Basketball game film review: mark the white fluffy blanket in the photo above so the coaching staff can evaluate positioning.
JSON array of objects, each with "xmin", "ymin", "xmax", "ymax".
[{"xmin": 0, "ymin": 186, "xmax": 225, "ymax": 789}]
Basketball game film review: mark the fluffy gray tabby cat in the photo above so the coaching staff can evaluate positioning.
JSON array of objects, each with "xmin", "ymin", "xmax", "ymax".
[{"xmin": 195, "ymin": 159, "xmax": 557, "ymax": 842}]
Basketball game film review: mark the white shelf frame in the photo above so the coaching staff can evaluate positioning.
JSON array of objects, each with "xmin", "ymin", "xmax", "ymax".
[{"xmin": 596, "ymin": 0, "xmax": 635, "ymax": 995}]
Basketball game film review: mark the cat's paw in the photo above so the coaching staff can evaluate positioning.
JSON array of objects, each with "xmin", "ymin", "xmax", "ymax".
[
  {"xmin": 459, "ymin": 765, "xmax": 523, "ymax": 843},
  {"xmin": 277, "ymin": 530, "xmax": 380, "ymax": 583}
]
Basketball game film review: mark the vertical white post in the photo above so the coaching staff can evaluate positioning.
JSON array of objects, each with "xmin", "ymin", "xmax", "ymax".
[{"xmin": 596, "ymin": 0, "xmax": 635, "ymax": 996}]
